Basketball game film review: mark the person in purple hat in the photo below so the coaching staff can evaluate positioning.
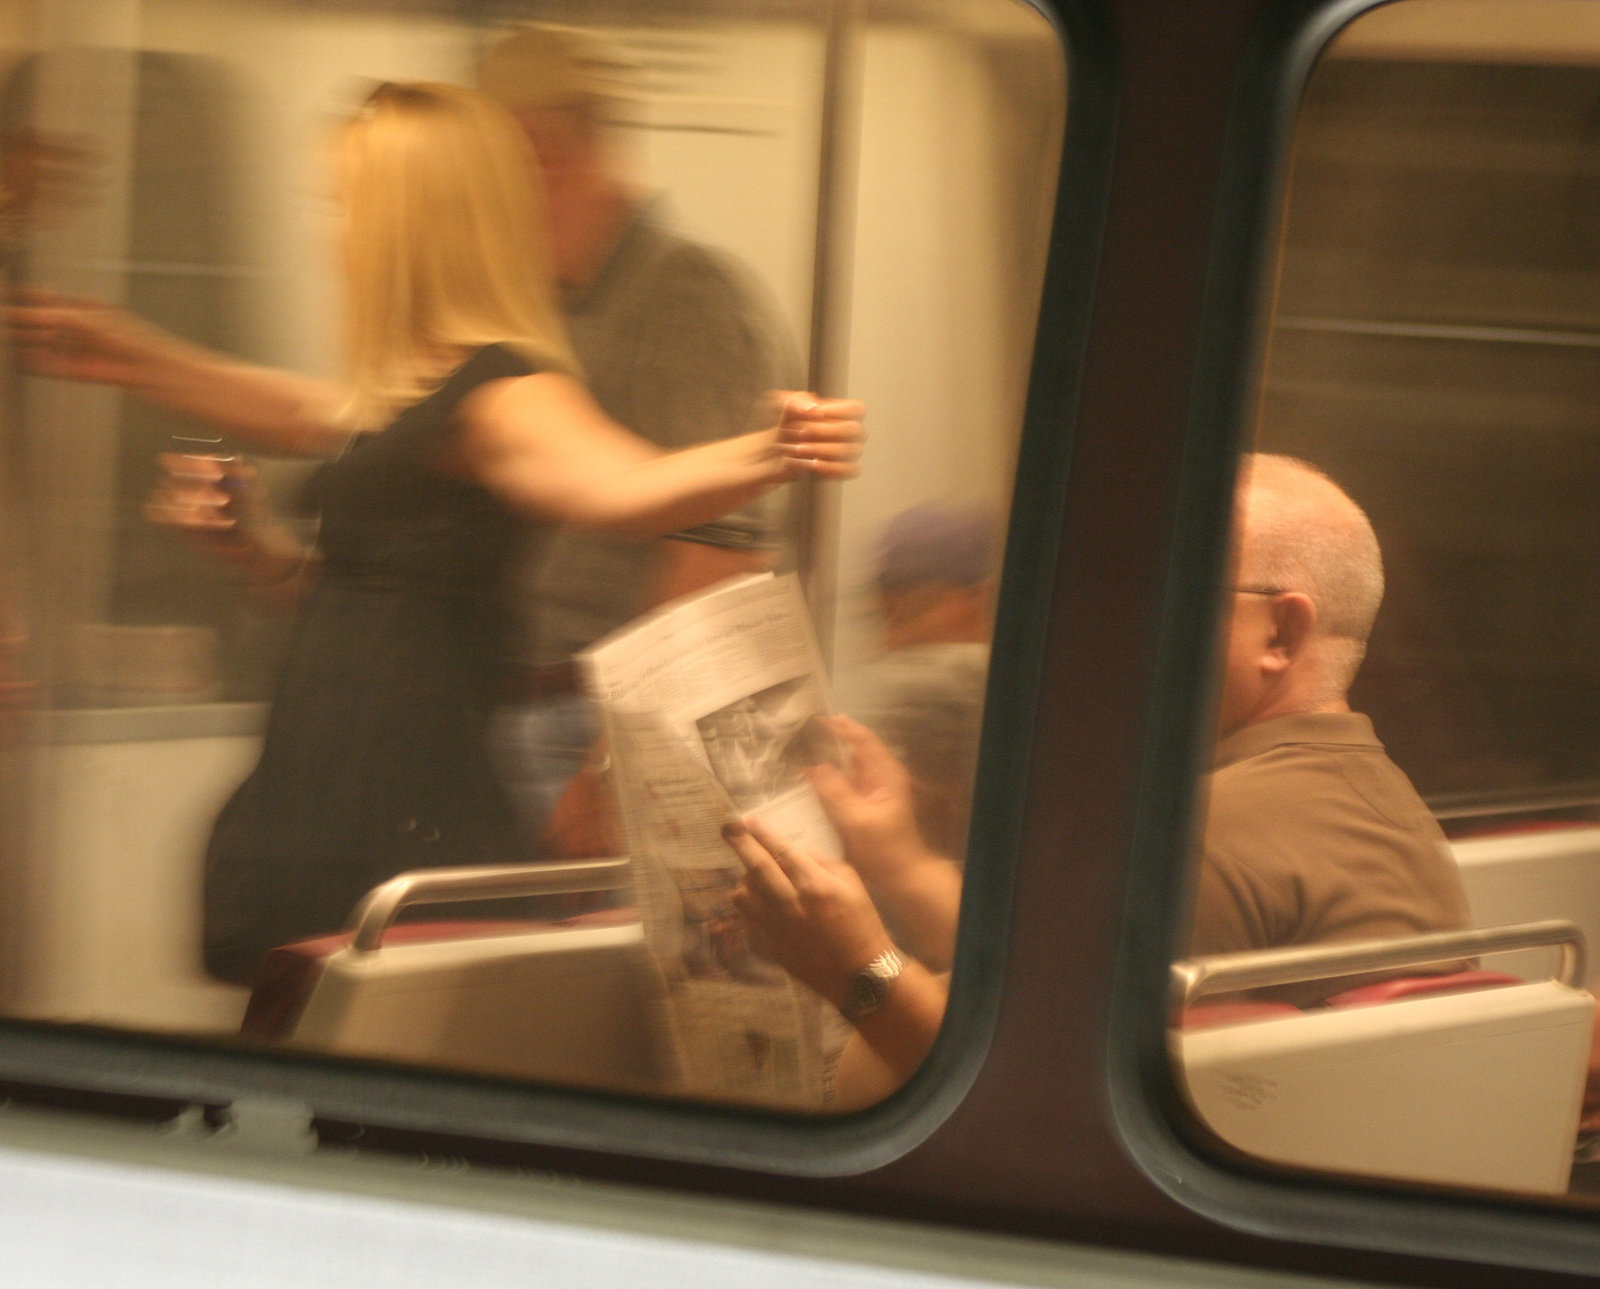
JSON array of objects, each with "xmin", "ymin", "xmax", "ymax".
[{"xmin": 840, "ymin": 501, "xmax": 996, "ymax": 864}]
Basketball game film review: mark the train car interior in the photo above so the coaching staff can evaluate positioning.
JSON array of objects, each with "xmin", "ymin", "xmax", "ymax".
[
  {"xmin": 0, "ymin": 0, "xmax": 1058, "ymax": 1062},
  {"xmin": 0, "ymin": 0, "xmax": 1072, "ymax": 1134},
  {"xmin": 13, "ymin": 0, "xmax": 1600, "ymax": 1285}
]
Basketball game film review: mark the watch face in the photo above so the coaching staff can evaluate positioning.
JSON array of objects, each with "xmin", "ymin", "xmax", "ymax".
[{"xmin": 843, "ymin": 971, "xmax": 891, "ymax": 1021}]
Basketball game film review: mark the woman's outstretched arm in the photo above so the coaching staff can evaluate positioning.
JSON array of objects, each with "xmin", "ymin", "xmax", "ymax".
[
  {"xmin": 459, "ymin": 371, "xmax": 862, "ymax": 536},
  {"xmin": 8, "ymin": 291, "xmax": 349, "ymax": 456}
]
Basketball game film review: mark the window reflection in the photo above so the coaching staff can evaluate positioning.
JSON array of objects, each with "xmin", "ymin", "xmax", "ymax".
[
  {"xmin": 0, "ymin": 0, "xmax": 1062, "ymax": 1114},
  {"xmin": 1173, "ymin": 0, "xmax": 1600, "ymax": 1201}
]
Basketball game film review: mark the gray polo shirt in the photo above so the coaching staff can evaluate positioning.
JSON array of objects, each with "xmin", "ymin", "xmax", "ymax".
[
  {"xmin": 839, "ymin": 642, "xmax": 989, "ymax": 860},
  {"xmin": 520, "ymin": 205, "xmax": 800, "ymax": 667}
]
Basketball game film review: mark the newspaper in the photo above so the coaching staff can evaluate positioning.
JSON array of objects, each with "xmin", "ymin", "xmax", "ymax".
[{"xmin": 581, "ymin": 573, "xmax": 841, "ymax": 1108}]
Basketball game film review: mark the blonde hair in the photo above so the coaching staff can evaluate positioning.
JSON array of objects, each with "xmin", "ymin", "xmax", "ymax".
[{"xmin": 337, "ymin": 81, "xmax": 577, "ymax": 426}]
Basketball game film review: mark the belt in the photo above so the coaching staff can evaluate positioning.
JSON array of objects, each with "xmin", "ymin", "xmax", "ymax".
[{"xmin": 503, "ymin": 659, "xmax": 583, "ymax": 703}]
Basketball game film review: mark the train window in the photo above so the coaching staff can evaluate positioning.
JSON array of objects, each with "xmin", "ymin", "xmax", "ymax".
[
  {"xmin": 0, "ymin": 0, "xmax": 1071, "ymax": 1158},
  {"xmin": 1152, "ymin": 0, "xmax": 1600, "ymax": 1244}
]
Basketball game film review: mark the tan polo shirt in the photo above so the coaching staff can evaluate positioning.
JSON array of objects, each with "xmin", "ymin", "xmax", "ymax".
[{"xmin": 1187, "ymin": 711, "xmax": 1471, "ymax": 1005}]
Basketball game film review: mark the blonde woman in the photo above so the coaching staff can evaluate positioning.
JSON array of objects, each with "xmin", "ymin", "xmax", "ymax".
[{"xmin": 12, "ymin": 82, "xmax": 862, "ymax": 982}]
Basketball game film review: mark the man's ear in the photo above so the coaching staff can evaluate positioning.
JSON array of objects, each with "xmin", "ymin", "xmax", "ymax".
[{"xmin": 1264, "ymin": 592, "xmax": 1317, "ymax": 673}]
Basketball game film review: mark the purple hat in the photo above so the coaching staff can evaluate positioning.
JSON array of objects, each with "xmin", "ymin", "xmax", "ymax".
[{"xmin": 875, "ymin": 502, "xmax": 997, "ymax": 591}]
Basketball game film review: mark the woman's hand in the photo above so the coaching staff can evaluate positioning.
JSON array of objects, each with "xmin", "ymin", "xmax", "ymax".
[
  {"xmin": 7, "ymin": 288, "xmax": 170, "ymax": 387},
  {"xmin": 144, "ymin": 454, "xmax": 314, "ymax": 604},
  {"xmin": 772, "ymin": 392, "xmax": 866, "ymax": 480},
  {"xmin": 144, "ymin": 453, "xmax": 254, "ymax": 546},
  {"xmin": 726, "ymin": 817, "xmax": 893, "ymax": 1009}
]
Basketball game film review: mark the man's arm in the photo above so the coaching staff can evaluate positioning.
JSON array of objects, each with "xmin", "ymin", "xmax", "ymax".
[
  {"xmin": 725, "ymin": 818, "xmax": 946, "ymax": 1107},
  {"xmin": 830, "ymin": 973, "xmax": 949, "ymax": 1111},
  {"xmin": 1183, "ymin": 845, "xmax": 1272, "ymax": 960}
]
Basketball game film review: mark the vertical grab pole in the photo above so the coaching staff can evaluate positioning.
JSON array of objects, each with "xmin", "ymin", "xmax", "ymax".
[{"xmin": 793, "ymin": 0, "xmax": 865, "ymax": 666}]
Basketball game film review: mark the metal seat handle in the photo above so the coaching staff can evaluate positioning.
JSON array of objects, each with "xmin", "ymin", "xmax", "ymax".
[
  {"xmin": 1172, "ymin": 919, "xmax": 1587, "ymax": 1015},
  {"xmin": 346, "ymin": 857, "xmax": 632, "ymax": 953}
]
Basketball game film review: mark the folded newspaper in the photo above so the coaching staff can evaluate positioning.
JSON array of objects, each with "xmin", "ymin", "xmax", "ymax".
[{"xmin": 580, "ymin": 573, "xmax": 843, "ymax": 1109}]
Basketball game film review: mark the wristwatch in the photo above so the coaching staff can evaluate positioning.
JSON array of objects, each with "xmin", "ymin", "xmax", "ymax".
[{"xmin": 840, "ymin": 946, "xmax": 907, "ymax": 1022}]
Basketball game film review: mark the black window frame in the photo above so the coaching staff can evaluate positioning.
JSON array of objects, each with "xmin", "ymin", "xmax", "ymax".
[{"xmin": 1107, "ymin": 0, "xmax": 1600, "ymax": 1274}]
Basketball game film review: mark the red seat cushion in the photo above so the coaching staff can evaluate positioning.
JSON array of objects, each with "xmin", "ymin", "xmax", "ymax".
[
  {"xmin": 1180, "ymin": 1002, "xmax": 1302, "ymax": 1030},
  {"xmin": 1324, "ymin": 970, "xmax": 1523, "ymax": 1009}
]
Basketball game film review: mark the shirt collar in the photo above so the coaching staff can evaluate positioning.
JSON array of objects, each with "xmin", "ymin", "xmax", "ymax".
[
  {"xmin": 562, "ymin": 196, "xmax": 662, "ymax": 315},
  {"xmin": 1212, "ymin": 710, "xmax": 1381, "ymax": 771}
]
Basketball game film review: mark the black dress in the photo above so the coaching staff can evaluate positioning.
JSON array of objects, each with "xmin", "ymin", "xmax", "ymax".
[{"xmin": 203, "ymin": 345, "xmax": 542, "ymax": 983}]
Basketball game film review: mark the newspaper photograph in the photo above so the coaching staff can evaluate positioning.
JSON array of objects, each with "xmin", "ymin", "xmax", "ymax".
[
  {"xmin": 584, "ymin": 572, "xmax": 842, "ymax": 857},
  {"xmin": 581, "ymin": 573, "xmax": 842, "ymax": 1107}
]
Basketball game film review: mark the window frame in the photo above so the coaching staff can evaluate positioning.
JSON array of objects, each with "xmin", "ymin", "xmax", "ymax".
[
  {"xmin": 1106, "ymin": 0, "xmax": 1600, "ymax": 1274},
  {"xmin": 0, "ymin": 0, "xmax": 1111, "ymax": 1179}
]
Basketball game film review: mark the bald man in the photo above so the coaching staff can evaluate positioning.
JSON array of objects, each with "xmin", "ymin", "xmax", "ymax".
[{"xmin": 1188, "ymin": 454, "xmax": 1470, "ymax": 1004}]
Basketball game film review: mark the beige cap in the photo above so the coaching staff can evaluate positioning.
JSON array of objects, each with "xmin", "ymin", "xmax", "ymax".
[{"xmin": 476, "ymin": 25, "xmax": 631, "ymax": 112}]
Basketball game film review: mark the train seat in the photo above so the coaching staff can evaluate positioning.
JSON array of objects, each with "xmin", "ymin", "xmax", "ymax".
[
  {"xmin": 241, "ymin": 918, "xmax": 559, "ymax": 1041},
  {"xmin": 1173, "ymin": 923, "xmax": 1594, "ymax": 1195},
  {"xmin": 1452, "ymin": 825, "xmax": 1600, "ymax": 990},
  {"xmin": 241, "ymin": 859, "xmax": 664, "ymax": 1091}
]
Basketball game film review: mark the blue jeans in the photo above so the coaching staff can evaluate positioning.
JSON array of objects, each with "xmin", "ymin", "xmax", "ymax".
[{"xmin": 491, "ymin": 693, "xmax": 598, "ymax": 849}]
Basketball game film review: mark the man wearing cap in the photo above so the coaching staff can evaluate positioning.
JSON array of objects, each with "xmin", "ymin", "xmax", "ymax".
[
  {"xmin": 478, "ymin": 27, "xmax": 802, "ymax": 848},
  {"xmin": 837, "ymin": 502, "xmax": 996, "ymax": 862}
]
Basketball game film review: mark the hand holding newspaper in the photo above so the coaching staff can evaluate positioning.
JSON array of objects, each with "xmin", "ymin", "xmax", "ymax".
[{"xmin": 581, "ymin": 573, "xmax": 845, "ymax": 1108}]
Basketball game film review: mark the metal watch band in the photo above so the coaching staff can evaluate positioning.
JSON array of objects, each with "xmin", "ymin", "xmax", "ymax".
[{"xmin": 840, "ymin": 946, "xmax": 907, "ymax": 1022}]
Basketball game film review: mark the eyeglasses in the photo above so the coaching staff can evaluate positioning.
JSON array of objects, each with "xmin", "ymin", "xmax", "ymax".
[{"xmin": 1231, "ymin": 586, "xmax": 1285, "ymax": 596}]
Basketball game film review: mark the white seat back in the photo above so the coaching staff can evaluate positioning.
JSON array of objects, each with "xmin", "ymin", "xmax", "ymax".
[
  {"xmin": 268, "ymin": 861, "xmax": 662, "ymax": 1091},
  {"xmin": 1452, "ymin": 826, "xmax": 1600, "ymax": 989},
  {"xmin": 1178, "ymin": 980, "xmax": 1593, "ymax": 1194},
  {"xmin": 289, "ymin": 921, "xmax": 662, "ymax": 1090}
]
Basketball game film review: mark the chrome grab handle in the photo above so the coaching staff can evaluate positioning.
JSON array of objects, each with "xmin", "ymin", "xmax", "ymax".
[
  {"xmin": 1172, "ymin": 919, "xmax": 1587, "ymax": 1017},
  {"xmin": 346, "ymin": 857, "xmax": 632, "ymax": 953}
]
